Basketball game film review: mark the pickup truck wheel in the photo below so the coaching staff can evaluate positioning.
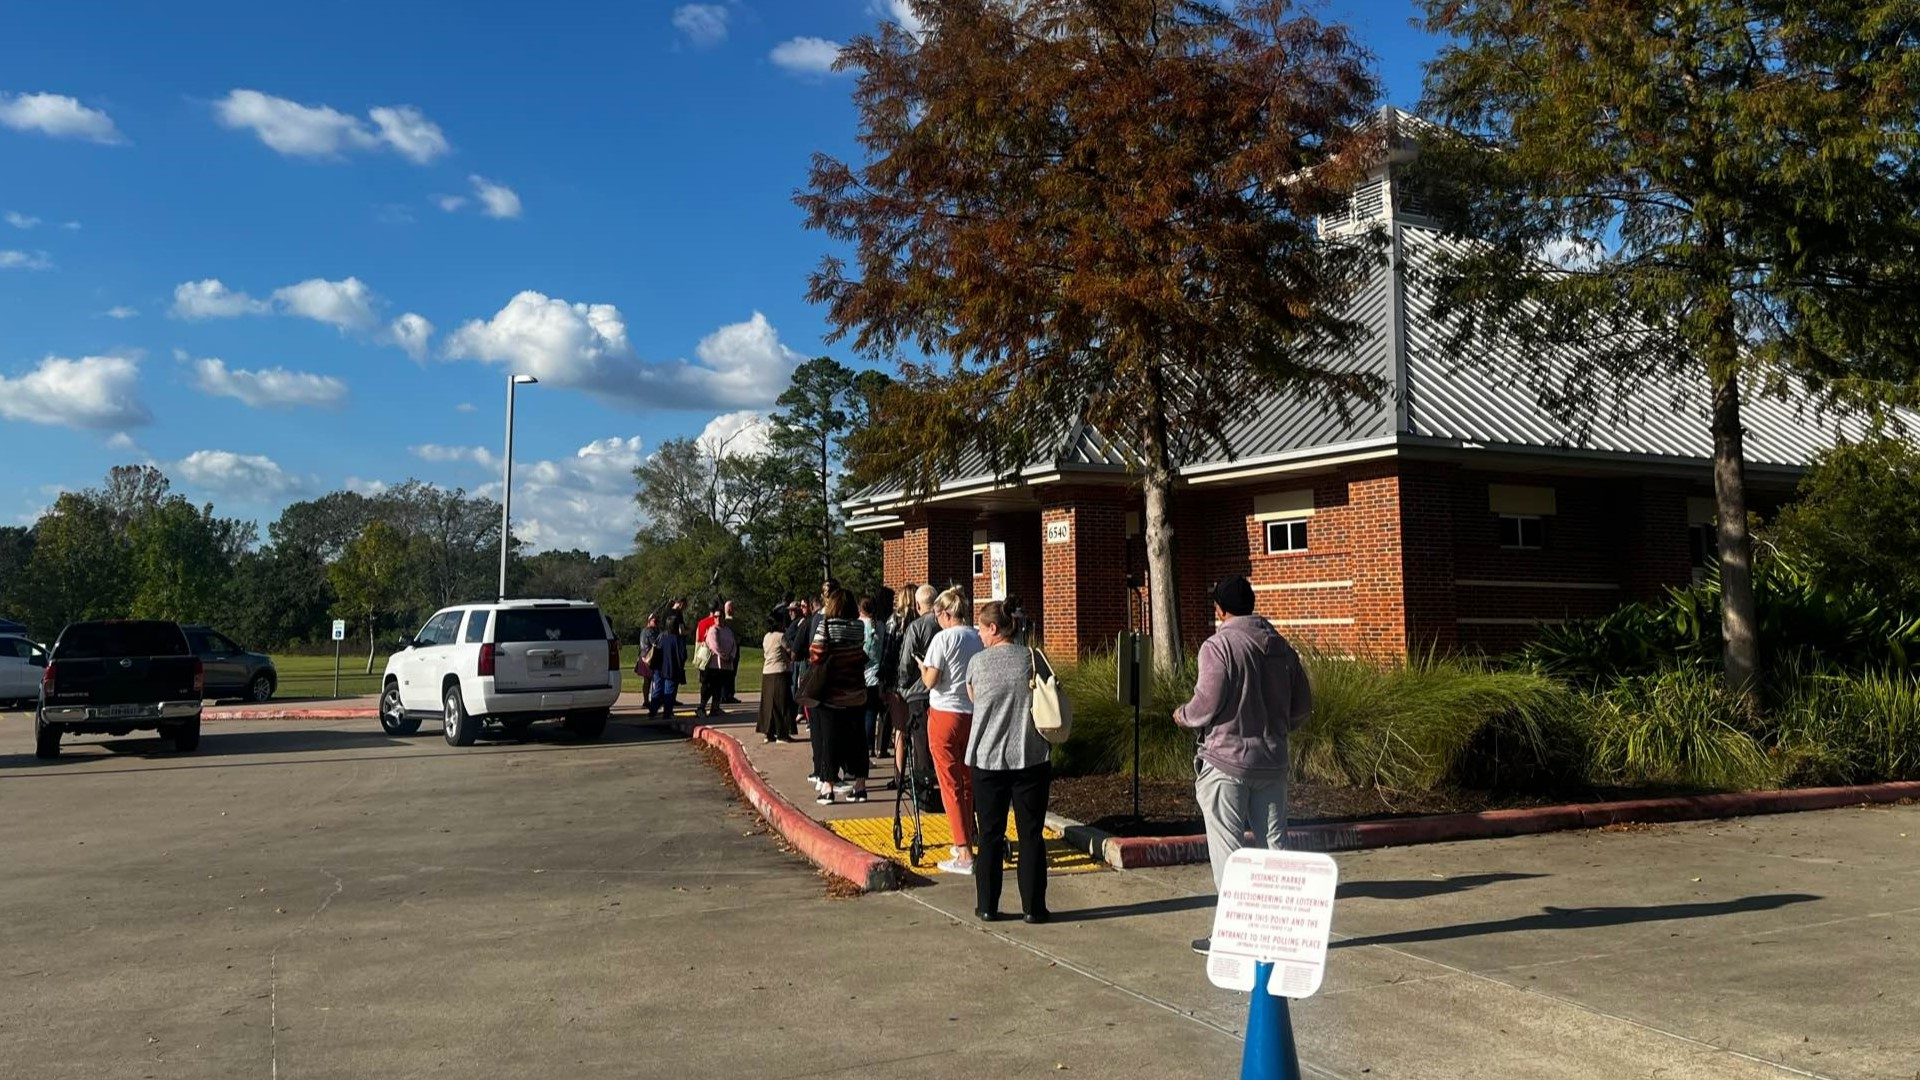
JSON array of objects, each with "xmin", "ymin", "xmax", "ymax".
[
  {"xmin": 564, "ymin": 709, "xmax": 610, "ymax": 741},
  {"xmin": 249, "ymin": 673, "xmax": 275, "ymax": 703},
  {"xmin": 171, "ymin": 718, "xmax": 201, "ymax": 752},
  {"xmin": 379, "ymin": 683, "xmax": 421, "ymax": 736},
  {"xmin": 34, "ymin": 719, "xmax": 60, "ymax": 759},
  {"xmin": 443, "ymin": 684, "xmax": 478, "ymax": 747}
]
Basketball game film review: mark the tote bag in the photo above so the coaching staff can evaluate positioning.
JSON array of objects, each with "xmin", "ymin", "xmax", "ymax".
[{"xmin": 1028, "ymin": 647, "xmax": 1073, "ymax": 745}]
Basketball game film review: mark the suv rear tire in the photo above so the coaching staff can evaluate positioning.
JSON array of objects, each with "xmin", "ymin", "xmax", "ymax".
[
  {"xmin": 170, "ymin": 718, "xmax": 201, "ymax": 752},
  {"xmin": 34, "ymin": 718, "xmax": 60, "ymax": 759},
  {"xmin": 248, "ymin": 673, "xmax": 275, "ymax": 703},
  {"xmin": 564, "ymin": 708, "xmax": 610, "ymax": 741},
  {"xmin": 443, "ymin": 684, "xmax": 478, "ymax": 747}
]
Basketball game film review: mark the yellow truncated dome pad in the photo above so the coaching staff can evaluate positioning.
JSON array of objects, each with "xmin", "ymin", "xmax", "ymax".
[{"xmin": 827, "ymin": 813, "xmax": 1105, "ymax": 876}]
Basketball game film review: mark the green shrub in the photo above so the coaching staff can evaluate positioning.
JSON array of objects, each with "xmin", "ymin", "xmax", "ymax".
[
  {"xmin": 1771, "ymin": 667, "xmax": 1920, "ymax": 786},
  {"xmin": 1055, "ymin": 647, "xmax": 1571, "ymax": 792},
  {"xmin": 1581, "ymin": 669, "xmax": 1776, "ymax": 791}
]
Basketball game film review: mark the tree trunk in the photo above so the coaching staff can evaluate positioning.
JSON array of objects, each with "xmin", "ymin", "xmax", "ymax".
[
  {"xmin": 1141, "ymin": 373, "xmax": 1183, "ymax": 677},
  {"xmin": 821, "ymin": 434, "xmax": 833, "ymax": 582},
  {"xmin": 364, "ymin": 614, "xmax": 377, "ymax": 676},
  {"xmin": 1710, "ymin": 366, "xmax": 1758, "ymax": 697}
]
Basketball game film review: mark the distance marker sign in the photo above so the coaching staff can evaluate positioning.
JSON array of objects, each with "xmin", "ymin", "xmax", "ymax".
[{"xmin": 1205, "ymin": 849, "xmax": 1339, "ymax": 998}]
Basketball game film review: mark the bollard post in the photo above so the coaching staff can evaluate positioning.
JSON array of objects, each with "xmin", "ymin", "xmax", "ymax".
[{"xmin": 1240, "ymin": 962, "xmax": 1303, "ymax": 1080}]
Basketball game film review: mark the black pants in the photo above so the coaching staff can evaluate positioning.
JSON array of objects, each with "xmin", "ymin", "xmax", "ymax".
[
  {"xmin": 721, "ymin": 666, "xmax": 740, "ymax": 702},
  {"xmin": 698, "ymin": 668, "xmax": 726, "ymax": 715},
  {"xmin": 906, "ymin": 698, "xmax": 935, "ymax": 805},
  {"xmin": 971, "ymin": 761, "xmax": 1052, "ymax": 917}
]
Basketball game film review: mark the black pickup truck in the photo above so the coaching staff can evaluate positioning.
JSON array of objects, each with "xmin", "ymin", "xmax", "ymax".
[{"xmin": 35, "ymin": 620, "xmax": 205, "ymax": 759}]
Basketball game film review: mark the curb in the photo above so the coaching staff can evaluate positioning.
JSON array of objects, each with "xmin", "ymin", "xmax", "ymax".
[
  {"xmin": 680, "ymin": 722, "xmax": 902, "ymax": 894},
  {"xmin": 204, "ymin": 708, "xmax": 378, "ymax": 721},
  {"xmin": 1054, "ymin": 780, "xmax": 1920, "ymax": 870}
]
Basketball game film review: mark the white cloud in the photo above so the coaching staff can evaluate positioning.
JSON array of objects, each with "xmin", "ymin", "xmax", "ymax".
[
  {"xmin": 771, "ymin": 37, "xmax": 846, "ymax": 76},
  {"xmin": 213, "ymin": 90, "xmax": 449, "ymax": 163},
  {"xmin": 4, "ymin": 211, "xmax": 39, "ymax": 229},
  {"xmin": 0, "ymin": 250, "xmax": 51, "ymax": 270},
  {"xmin": 106, "ymin": 431, "xmax": 146, "ymax": 455},
  {"xmin": 272, "ymin": 276, "xmax": 379, "ymax": 332},
  {"xmin": 443, "ymin": 292, "xmax": 801, "ymax": 410},
  {"xmin": 102, "ymin": 305, "xmax": 139, "ymax": 319},
  {"xmin": 673, "ymin": 4, "xmax": 731, "ymax": 46},
  {"xmin": 367, "ymin": 105, "xmax": 451, "ymax": 165},
  {"xmin": 410, "ymin": 443, "xmax": 498, "ymax": 467},
  {"xmin": 873, "ymin": 0, "xmax": 926, "ymax": 36},
  {"xmin": 698, "ymin": 410, "xmax": 771, "ymax": 458},
  {"xmin": 0, "ymin": 355, "xmax": 150, "ymax": 430},
  {"xmin": 1540, "ymin": 235, "xmax": 1604, "ymax": 272},
  {"xmin": 454, "ymin": 402, "xmax": 477, "ymax": 413},
  {"xmin": 171, "ymin": 278, "xmax": 269, "ymax": 319},
  {"xmin": 191, "ymin": 357, "xmax": 349, "ymax": 410},
  {"xmin": 344, "ymin": 477, "xmax": 389, "ymax": 496},
  {"xmin": 469, "ymin": 175, "xmax": 522, "ymax": 219},
  {"xmin": 432, "ymin": 193, "xmax": 468, "ymax": 212},
  {"xmin": 176, "ymin": 450, "xmax": 305, "ymax": 499},
  {"xmin": 387, "ymin": 312, "xmax": 434, "ymax": 360},
  {"xmin": 0, "ymin": 92, "xmax": 124, "ymax": 144},
  {"xmin": 60, "ymin": 220, "xmax": 80, "ymax": 230},
  {"xmin": 489, "ymin": 437, "xmax": 645, "ymax": 554}
]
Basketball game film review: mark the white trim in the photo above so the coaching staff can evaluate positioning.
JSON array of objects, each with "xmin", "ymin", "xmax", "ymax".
[
  {"xmin": 1275, "ymin": 617, "xmax": 1356, "ymax": 627},
  {"xmin": 1455, "ymin": 579, "xmax": 1619, "ymax": 591},
  {"xmin": 1253, "ymin": 580, "xmax": 1353, "ymax": 592},
  {"xmin": 1262, "ymin": 517, "xmax": 1310, "ymax": 555},
  {"xmin": 1457, "ymin": 617, "xmax": 1567, "ymax": 626},
  {"xmin": 1181, "ymin": 438, "xmax": 1401, "ymax": 484}
]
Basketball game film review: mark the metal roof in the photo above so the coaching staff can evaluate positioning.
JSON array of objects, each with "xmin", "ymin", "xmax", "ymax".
[{"xmin": 846, "ymin": 213, "xmax": 1899, "ymax": 516}]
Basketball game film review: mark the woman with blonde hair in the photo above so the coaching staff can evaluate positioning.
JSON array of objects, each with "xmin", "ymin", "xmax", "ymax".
[
  {"xmin": 919, "ymin": 586, "xmax": 982, "ymax": 875},
  {"xmin": 966, "ymin": 600, "xmax": 1053, "ymax": 922}
]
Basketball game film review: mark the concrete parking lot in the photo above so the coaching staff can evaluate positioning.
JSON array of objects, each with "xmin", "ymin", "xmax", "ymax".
[{"xmin": 4, "ymin": 714, "xmax": 1917, "ymax": 1079}]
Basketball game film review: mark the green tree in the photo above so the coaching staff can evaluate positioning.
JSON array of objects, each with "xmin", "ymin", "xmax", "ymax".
[
  {"xmin": 16, "ymin": 492, "xmax": 134, "ymax": 637},
  {"xmin": 799, "ymin": 0, "xmax": 1383, "ymax": 670},
  {"xmin": 770, "ymin": 356, "xmax": 855, "ymax": 582},
  {"xmin": 329, "ymin": 520, "xmax": 410, "ymax": 673},
  {"xmin": 0, "ymin": 526, "xmax": 35, "ymax": 621},
  {"xmin": 1416, "ymin": 0, "xmax": 1920, "ymax": 693},
  {"xmin": 1776, "ymin": 437, "xmax": 1920, "ymax": 611},
  {"xmin": 129, "ymin": 499, "xmax": 234, "ymax": 623}
]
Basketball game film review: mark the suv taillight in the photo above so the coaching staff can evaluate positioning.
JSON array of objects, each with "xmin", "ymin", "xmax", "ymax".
[
  {"xmin": 478, "ymin": 643, "xmax": 496, "ymax": 677},
  {"xmin": 42, "ymin": 662, "xmax": 55, "ymax": 698},
  {"xmin": 608, "ymin": 638, "xmax": 620, "ymax": 673},
  {"xmin": 192, "ymin": 659, "xmax": 205, "ymax": 696}
]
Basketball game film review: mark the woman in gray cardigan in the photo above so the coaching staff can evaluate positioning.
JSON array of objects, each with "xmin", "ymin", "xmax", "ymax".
[{"xmin": 964, "ymin": 600, "xmax": 1053, "ymax": 924}]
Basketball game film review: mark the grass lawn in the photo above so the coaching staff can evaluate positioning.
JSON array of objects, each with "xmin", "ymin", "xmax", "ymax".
[{"xmin": 268, "ymin": 647, "xmax": 766, "ymax": 700}]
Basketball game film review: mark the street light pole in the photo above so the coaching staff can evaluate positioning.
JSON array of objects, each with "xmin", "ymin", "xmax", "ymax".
[{"xmin": 499, "ymin": 374, "xmax": 538, "ymax": 601}]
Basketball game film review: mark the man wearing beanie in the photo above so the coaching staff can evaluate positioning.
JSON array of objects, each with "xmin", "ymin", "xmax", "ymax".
[{"xmin": 1175, "ymin": 574, "xmax": 1313, "ymax": 955}]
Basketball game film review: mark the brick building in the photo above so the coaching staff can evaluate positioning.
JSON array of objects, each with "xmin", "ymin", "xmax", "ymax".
[{"xmin": 844, "ymin": 113, "xmax": 1869, "ymax": 659}]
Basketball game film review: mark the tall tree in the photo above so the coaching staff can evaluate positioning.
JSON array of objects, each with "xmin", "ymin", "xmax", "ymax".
[
  {"xmin": 0, "ymin": 526, "xmax": 35, "ymax": 620},
  {"xmin": 799, "ymin": 0, "xmax": 1382, "ymax": 669},
  {"xmin": 129, "ymin": 499, "xmax": 234, "ymax": 622},
  {"xmin": 770, "ymin": 356, "xmax": 856, "ymax": 582},
  {"xmin": 16, "ymin": 492, "xmax": 134, "ymax": 637},
  {"xmin": 1417, "ymin": 0, "xmax": 1920, "ymax": 693},
  {"xmin": 329, "ymin": 521, "xmax": 410, "ymax": 673}
]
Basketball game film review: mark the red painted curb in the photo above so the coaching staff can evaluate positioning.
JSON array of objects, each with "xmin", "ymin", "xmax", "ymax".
[
  {"xmin": 204, "ymin": 708, "xmax": 379, "ymax": 721},
  {"xmin": 1101, "ymin": 780, "xmax": 1920, "ymax": 869},
  {"xmin": 683, "ymin": 723, "xmax": 901, "ymax": 894}
]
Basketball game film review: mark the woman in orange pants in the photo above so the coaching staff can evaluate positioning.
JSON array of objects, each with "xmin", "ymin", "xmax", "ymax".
[{"xmin": 919, "ymin": 587, "xmax": 983, "ymax": 875}]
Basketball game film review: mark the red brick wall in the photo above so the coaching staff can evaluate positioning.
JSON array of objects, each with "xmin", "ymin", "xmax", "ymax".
[
  {"xmin": 1399, "ymin": 462, "xmax": 1460, "ymax": 652},
  {"xmin": 884, "ymin": 509, "xmax": 976, "ymax": 598},
  {"xmin": 1040, "ymin": 490, "xmax": 1130, "ymax": 656}
]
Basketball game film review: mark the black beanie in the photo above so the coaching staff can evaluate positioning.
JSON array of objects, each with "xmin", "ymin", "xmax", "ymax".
[{"xmin": 1213, "ymin": 576, "xmax": 1256, "ymax": 617}]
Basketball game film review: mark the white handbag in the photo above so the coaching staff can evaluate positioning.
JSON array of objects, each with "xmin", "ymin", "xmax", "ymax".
[{"xmin": 1029, "ymin": 647, "xmax": 1073, "ymax": 745}]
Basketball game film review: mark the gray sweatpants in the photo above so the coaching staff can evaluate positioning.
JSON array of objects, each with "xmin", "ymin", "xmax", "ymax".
[{"xmin": 1194, "ymin": 759, "xmax": 1289, "ymax": 891}]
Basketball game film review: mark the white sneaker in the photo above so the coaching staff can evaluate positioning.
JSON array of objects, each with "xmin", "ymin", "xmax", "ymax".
[{"xmin": 936, "ymin": 857, "xmax": 975, "ymax": 876}]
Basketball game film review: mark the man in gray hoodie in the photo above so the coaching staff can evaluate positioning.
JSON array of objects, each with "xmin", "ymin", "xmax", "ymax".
[{"xmin": 1175, "ymin": 575, "xmax": 1313, "ymax": 954}]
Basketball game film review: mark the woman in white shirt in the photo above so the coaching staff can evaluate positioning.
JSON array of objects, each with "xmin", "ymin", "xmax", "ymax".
[{"xmin": 919, "ymin": 587, "xmax": 982, "ymax": 875}]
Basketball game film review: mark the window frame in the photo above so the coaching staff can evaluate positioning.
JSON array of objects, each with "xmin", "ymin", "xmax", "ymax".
[
  {"xmin": 972, "ymin": 549, "xmax": 987, "ymax": 576},
  {"xmin": 1263, "ymin": 517, "xmax": 1309, "ymax": 555},
  {"xmin": 1498, "ymin": 514, "xmax": 1545, "ymax": 550},
  {"xmin": 463, "ymin": 610, "xmax": 492, "ymax": 644}
]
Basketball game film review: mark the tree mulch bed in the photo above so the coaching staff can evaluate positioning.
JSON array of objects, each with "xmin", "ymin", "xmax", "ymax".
[{"xmin": 1049, "ymin": 773, "xmax": 1592, "ymax": 837}]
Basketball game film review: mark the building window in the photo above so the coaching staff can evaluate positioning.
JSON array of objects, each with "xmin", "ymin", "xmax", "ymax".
[
  {"xmin": 1498, "ymin": 515, "xmax": 1544, "ymax": 549},
  {"xmin": 973, "ymin": 549, "xmax": 986, "ymax": 576},
  {"xmin": 1688, "ymin": 523, "xmax": 1719, "ymax": 570},
  {"xmin": 1265, "ymin": 519, "xmax": 1308, "ymax": 555}
]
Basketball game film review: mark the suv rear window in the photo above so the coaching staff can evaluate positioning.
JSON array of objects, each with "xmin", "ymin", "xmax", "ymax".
[
  {"xmin": 493, "ymin": 608, "xmax": 607, "ymax": 644},
  {"xmin": 57, "ymin": 622, "xmax": 190, "ymax": 659}
]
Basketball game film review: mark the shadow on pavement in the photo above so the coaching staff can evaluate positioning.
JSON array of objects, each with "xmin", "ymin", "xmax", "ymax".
[
  {"xmin": 0, "ymin": 720, "xmax": 683, "ymax": 773},
  {"xmin": 1053, "ymin": 893, "xmax": 1219, "ymax": 923},
  {"xmin": 1332, "ymin": 893, "xmax": 1823, "ymax": 950},
  {"xmin": 1338, "ymin": 872, "xmax": 1549, "ymax": 902}
]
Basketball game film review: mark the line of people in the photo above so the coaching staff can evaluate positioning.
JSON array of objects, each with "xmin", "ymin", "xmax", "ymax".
[{"xmin": 634, "ymin": 597, "xmax": 743, "ymax": 721}]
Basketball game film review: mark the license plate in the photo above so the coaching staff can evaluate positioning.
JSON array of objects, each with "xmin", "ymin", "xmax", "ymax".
[
  {"xmin": 541, "ymin": 653, "xmax": 567, "ymax": 671},
  {"xmin": 98, "ymin": 703, "xmax": 146, "ymax": 719}
]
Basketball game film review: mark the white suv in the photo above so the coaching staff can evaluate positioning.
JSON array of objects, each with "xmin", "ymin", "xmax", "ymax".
[{"xmin": 379, "ymin": 600, "xmax": 621, "ymax": 746}]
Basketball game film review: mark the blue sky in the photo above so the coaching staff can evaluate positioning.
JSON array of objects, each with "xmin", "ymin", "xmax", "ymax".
[{"xmin": 0, "ymin": 0, "xmax": 1439, "ymax": 555}]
